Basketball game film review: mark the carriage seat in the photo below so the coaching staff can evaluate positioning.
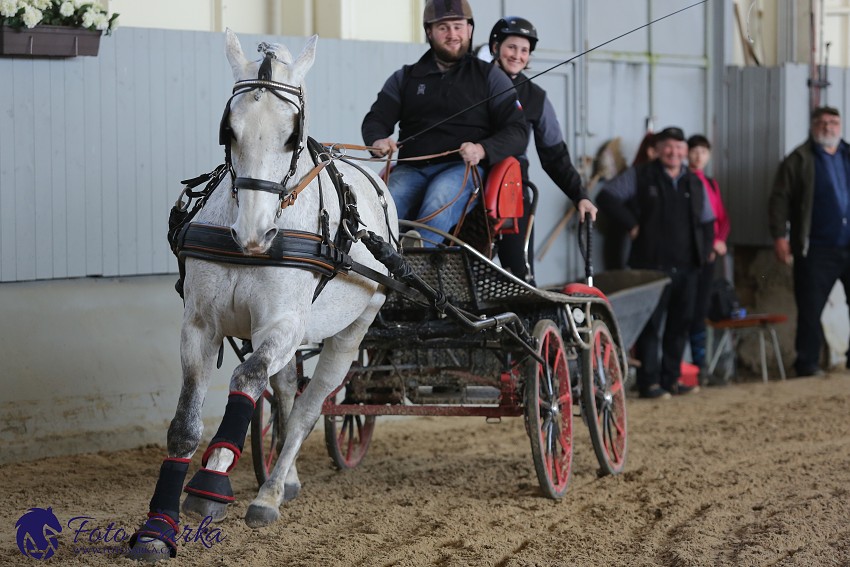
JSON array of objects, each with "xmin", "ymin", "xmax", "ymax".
[{"xmin": 483, "ymin": 156, "xmax": 524, "ymax": 236}]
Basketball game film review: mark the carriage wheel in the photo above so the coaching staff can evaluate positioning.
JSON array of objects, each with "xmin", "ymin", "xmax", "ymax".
[
  {"xmin": 524, "ymin": 319, "xmax": 573, "ymax": 500},
  {"xmin": 581, "ymin": 319, "xmax": 628, "ymax": 475},
  {"xmin": 323, "ymin": 363, "xmax": 377, "ymax": 470},
  {"xmin": 252, "ymin": 389, "xmax": 283, "ymax": 486}
]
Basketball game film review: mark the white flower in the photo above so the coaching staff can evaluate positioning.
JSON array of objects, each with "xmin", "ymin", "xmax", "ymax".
[
  {"xmin": 80, "ymin": 6, "xmax": 94, "ymax": 27},
  {"xmin": 31, "ymin": 0, "xmax": 50, "ymax": 10},
  {"xmin": 92, "ymin": 11, "xmax": 106, "ymax": 30},
  {"xmin": 0, "ymin": 0, "xmax": 18, "ymax": 18},
  {"xmin": 21, "ymin": 4, "xmax": 42, "ymax": 27},
  {"xmin": 59, "ymin": 1, "xmax": 74, "ymax": 17},
  {"xmin": 108, "ymin": 14, "xmax": 117, "ymax": 30}
]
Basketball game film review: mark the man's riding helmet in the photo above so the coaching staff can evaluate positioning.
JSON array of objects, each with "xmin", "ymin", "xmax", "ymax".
[
  {"xmin": 489, "ymin": 16, "xmax": 538, "ymax": 55},
  {"xmin": 423, "ymin": 0, "xmax": 474, "ymax": 28}
]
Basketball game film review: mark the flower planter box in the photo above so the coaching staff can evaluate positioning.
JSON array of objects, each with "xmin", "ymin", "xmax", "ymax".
[{"xmin": 0, "ymin": 24, "xmax": 101, "ymax": 57}]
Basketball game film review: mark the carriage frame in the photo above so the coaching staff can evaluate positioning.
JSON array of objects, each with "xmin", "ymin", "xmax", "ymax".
[{"xmin": 248, "ymin": 216, "xmax": 660, "ymax": 499}]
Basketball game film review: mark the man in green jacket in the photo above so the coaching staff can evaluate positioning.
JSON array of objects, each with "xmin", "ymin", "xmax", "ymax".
[{"xmin": 769, "ymin": 106, "xmax": 850, "ymax": 376}]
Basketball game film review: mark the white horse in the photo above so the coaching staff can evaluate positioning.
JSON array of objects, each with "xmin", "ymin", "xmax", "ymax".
[{"xmin": 130, "ymin": 30, "xmax": 397, "ymax": 559}]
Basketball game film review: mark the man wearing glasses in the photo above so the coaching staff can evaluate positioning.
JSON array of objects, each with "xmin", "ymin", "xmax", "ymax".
[{"xmin": 770, "ymin": 106, "xmax": 850, "ymax": 377}]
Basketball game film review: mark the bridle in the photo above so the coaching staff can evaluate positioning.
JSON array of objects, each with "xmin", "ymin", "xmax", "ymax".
[
  {"xmin": 172, "ymin": 39, "xmax": 402, "ymax": 303},
  {"xmin": 218, "ymin": 43, "xmax": 307, "ymax": 212}
]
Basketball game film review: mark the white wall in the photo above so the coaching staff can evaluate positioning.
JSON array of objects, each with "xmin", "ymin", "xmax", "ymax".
[{"xmin": 0, "ymin": 276, "xmax": 235, "ymax": 464}]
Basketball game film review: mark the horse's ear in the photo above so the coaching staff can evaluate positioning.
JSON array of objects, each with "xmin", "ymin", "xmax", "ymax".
[
  {"xmin": 291, "ymin": 35, "xmax": 318, "ymax": 84},
  {"xmin": 224, "ymin": 28, "xmax": 250, "ymax": 78}
]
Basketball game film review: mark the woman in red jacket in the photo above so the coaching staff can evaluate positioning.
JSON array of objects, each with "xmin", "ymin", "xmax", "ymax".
[{"xmin": 687, "ymin": 134, "xmax": 731, "ymax": 383}]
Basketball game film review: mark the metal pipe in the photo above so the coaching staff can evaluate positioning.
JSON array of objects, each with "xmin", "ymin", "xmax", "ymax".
[{"xmin": 647, "ymin": 0, "xmax": 655, "ymax": 121}]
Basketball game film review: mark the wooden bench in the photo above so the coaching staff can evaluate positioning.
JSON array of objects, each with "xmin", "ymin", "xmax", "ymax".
[{"xmin": 707, "ymin": 313, "xmax": 788, "ymax": 383}]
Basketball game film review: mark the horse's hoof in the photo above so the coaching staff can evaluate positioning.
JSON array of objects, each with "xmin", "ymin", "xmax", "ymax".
[
  {"xmin": 181, "ymin": 494, "xmax": 229, "ymax": 522},
  {"xmin": 245, "ymin": 503, "xmax": 280, "ymax": 528},
  {"xmin": 127, "ymin": 536, "xmax": 174, "ymax": 562},
  {"xmin": 283, "ymin": 483, "xmax": 301, "ymax": 502}
]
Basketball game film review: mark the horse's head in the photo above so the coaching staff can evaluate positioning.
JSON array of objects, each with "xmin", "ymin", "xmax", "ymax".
[{"xmin": 222, "ymin": 29, "xmax": 317, "ymax": 254}]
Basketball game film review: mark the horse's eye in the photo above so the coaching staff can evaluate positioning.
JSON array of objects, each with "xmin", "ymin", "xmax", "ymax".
[{"xmin": 285, "ymin": 130, "xmax": 299, "ymax": 147}]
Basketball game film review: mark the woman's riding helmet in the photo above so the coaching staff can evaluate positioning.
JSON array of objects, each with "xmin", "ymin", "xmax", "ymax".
[{"xmin": 489, "ymin": 16, "xmax": 538, "ymax": 55}]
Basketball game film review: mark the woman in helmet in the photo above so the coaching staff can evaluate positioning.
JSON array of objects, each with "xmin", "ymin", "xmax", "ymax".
[{"xmin": 488, "ymin": 16, "xmax": 597, "ymax": 283}]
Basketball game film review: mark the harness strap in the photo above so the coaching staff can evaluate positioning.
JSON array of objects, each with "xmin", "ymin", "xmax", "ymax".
[
  {"xmin": 176, "ymin": 222, "xmax": 425, "ymax": 302},
  {"xmin": 278, "ymin": 160, "xmax": 332, "ymax": 210},
  {"xmin": 178, "ymin": 223, "xmax": 349, "ymax": 278},
  {"xmin": 234, "ymin": 177, "xmax": 286, "ymax": 195}
]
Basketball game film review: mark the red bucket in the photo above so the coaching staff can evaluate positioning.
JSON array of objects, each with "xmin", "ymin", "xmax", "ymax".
[{"xmin": 679, "ymin": 362, "xmax": 700, "ymax": 388}]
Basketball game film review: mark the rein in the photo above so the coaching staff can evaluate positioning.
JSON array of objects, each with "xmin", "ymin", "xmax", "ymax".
[{"xmin": 316, "ymin": 143, "xmax": 473, "ymax": 225}]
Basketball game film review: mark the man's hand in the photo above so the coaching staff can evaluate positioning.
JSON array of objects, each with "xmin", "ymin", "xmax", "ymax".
[
  {"xmin": 713, "ymin": 240, "xmax": 727, "ymax": 256},
  {"xmin": 371, "ymin": 137, "xmax": 398, "ymax": 157},
  {"xmin": 459, "ymin": 142, "xmax": 485, "ymax": 166},
  {"xmin": 629, "ymin": 225, "xmax": 640, "ymax": 240},
  {"xmin": 577, "ymin": 198, "xmax": 598, "ymax": 223},
  {"xmin": 773, "ymin": 237, "xmax": 792, "ymax": 265}
]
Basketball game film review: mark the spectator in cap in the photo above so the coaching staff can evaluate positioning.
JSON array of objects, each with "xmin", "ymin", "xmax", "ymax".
[
  {"xmin": 597, "ymin": 126, "xmax": 715, "ymax": 398},
  {"xmin": 686, "ymin": 134, "xmax": 730, "ymax": 383},
  {"xmin": 362, "ymin": 0, "xmax": 527, "ymax": 246},
  {"xmin": 486, "ymin": 15, "xmax": 597, "ymax": 283},
  {"xmin": 769, "ymin": 106, "xmax": 850, "ymax": 376}
]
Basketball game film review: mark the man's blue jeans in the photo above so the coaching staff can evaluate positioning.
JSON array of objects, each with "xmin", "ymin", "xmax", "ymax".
[{"xmin": 389, "ymin": 162, "xmax": 483, "ymax": 247}]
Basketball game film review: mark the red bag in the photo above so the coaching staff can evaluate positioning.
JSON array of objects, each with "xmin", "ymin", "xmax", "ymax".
[{"xmin": 484, "ymin": 156, "xmax": 524, "ymax": 235}]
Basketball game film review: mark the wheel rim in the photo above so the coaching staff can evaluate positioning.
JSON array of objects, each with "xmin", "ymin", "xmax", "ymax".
[
  {"xmin": 526, "ymin": 320, "xmax": 573, "ymax": 499},
  {"xmin": 325, "ymin": 412, "xmax": 375, "ymax": 469},
  {"xmin": 324, "ymin": 360, "xmax": 377, "ymax": 470},
  {"xmin": 252, "ymin": 389, "xmax": 282, "ymax": 486},
  {"xmin": 589, "ymin": 320, "xmax": 627, "ymax": 473}
]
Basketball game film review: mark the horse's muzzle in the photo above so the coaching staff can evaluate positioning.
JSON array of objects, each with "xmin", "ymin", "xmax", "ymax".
[{"xmin": 231, "ymin": 226, "xmax": 278, "ymax": 255}]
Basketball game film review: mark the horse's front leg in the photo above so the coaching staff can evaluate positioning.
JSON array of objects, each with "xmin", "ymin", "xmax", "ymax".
[
  {"xmin": 181, "ymin": 323, "xmax": 301, "ymax": 524},
  {"xmin": 269, "ymin": 358, "xmax": 304, "ymax": 501},
  {"xmin": 245, "ymin": 298, "xmax": 382, "ymax": 528},
  {"xmin": 129, "ymin": 315, "xmax": 219, "ymax": 561}
]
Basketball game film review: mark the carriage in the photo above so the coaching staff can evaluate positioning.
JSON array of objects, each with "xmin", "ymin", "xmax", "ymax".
[{"xmin": 246, "ymin": 215, "xmax": 668, "ymax": 499}]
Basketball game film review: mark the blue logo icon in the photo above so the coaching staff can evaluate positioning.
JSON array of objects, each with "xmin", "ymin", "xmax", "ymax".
[{"xmin": 15, "ymin": 507, "xmax": 62, "ymax": 560}]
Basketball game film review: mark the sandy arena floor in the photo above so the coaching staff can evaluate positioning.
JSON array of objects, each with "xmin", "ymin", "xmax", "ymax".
[{"xmin": 2, "ymin": 372, "xmax": 849, "ymax": 566}]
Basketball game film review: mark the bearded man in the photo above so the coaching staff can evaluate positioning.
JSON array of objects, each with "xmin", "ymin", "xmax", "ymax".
[
  {"xmin": 770, "ymin": 106, "xmax": 850, "ymax": 376},
  {"xmin": 361, "ymin": 0, "xmax": 526, "ymax": 246}
]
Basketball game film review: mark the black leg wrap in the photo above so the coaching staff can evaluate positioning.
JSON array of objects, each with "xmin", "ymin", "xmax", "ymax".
[
  {"xmin": 184, "ymin": 468, "xmax": 235, "ymax": 503},
  {"xmin": 201, "ymin": 391, "xmax": 255, "ymax": 470},
  {"xmin": 148, "ymin": 458, "xmax": 191, "ymax": 522},
  {"xmin": 129, "ymin": 513, "xmax": 179, "ymax": 558}
]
